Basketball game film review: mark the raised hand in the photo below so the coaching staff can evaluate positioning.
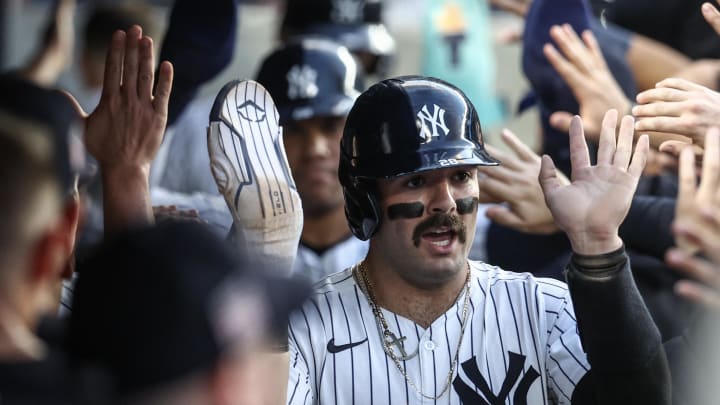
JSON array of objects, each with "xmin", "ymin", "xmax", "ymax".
[
  {"xmin": 479, "ymin": 129, "xmax": 567, "ymax": 234},
  {"xmin": 663, "ymin": 128, "xmax": 720, "ymax": 310},
  {"xmin": 83, "ymin": 26, "xmax": 173, "ymax": 172},
  {"xmin": 543, "ymin": 25, "xmax": 632, "ymax": 141},
  {"xmin": 539, "ymin": 110, "xmax": 649, "ymax": 255},
  {"xmin": 634, "ymin": 78, "xmax": 720, "ymax": 148},
  {"xmin": 66, "ymin": 25, "xmax": 174, "ymax": 233},
  {"xmin": 673, "ymin": 128, "xmax": 720, "ymax": 255}
]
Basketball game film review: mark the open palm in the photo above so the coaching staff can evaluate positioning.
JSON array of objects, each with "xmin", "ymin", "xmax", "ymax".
[{"xmin": 540, "ymin": 111, "xmax": 649, "ymax": 255}]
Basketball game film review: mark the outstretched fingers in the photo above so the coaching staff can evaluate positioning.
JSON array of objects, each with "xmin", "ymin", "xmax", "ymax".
[
  {"xmin": 153, "ymin": 61, "xmax": 174, "ymax": 119},
  {"xmin": 568, "ymin": 116, "xmax": 591, "ymax": 177},
  {"xmin": 137, "ymin": 36, "xmax": 155, "ymax": 102},
  {"xmin": 613, "ymin": 115, "xmax": 636, "ymax": 169},
  {"xmin": 101, "ymin": 30, "xmax": 125, "ymax": 98},
  {"xmin": 122, "ymin": 25, "xmax": 142, "ymax": 99},
  {"xmin": 596, "ymin": 109, "xmax": 618, "ymax": 166},
  {"xmin": 628, "ymin": 134, "xmax": 650, "ymax": 178}
]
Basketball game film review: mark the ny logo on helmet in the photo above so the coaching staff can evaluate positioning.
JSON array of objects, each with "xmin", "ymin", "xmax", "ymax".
[
  {"xmin": 417, "ymin": 104, "xmax": 450, "ymax": 142},
  {"xmin": 331, "ymin": 0, "xmax": 364, "ymax": 23},
  {"xmin": 287, "ymin": 65, "xmax": 319, "ymax": 100}
]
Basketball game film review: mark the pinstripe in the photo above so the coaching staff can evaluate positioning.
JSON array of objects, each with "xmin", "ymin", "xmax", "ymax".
[
  {"xmin": 525, "ymin": 282, "xmax": 548, "ymax": 404},
  {"xmin": 238, "ymin": 82, "xmax": 273, "ymax": 219},
  {"xmin": 560, "ymin": 335, "xmax": 589, "ymax": 372},
  {"xmin": 489, "ymin": 286, "xmax": 508, "ymax": 371},
  {"xmin": 392, "ymin": 313, "xmax": 410, "ymax": 404},
  {"xmin": 299, "ymin": 307, "xmax": 319, "ymax": 399},
  {"xmin": 352, "ymin": 286, "xmax": 373, "ymax": 405},
  {"xmin": 288, "ymin": 263, "xmax": 591, "ymax": 404},
  {"xmin": 337, "ymin": 293, "xmax": 356, "ymax": 403},
  {"xmin": 430, "ymin": 327, "xmax": 437, "ymax": 404},
  {"xmin": 323, "ymin": 294, "xmax": 337, "ymax": 405},
  {"xmin": 254, "ymin": 83, "xmax": 286, "ymax": 215},
  {"xmin": 505, "ymin": 283, "xmax": 523, "ymax": 352}
]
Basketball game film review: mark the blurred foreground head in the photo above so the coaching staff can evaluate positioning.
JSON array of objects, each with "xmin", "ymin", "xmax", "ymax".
[
  {"xmin": 69, "ymin": 221, "xmax": 311, "ymax": 404},
  {"xmin": 0, "ymin": 74, "xmax": 83, "ymax": 353}
]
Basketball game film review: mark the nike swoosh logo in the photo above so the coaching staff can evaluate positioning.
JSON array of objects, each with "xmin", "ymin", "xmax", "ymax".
[{"xmin": 327, "ymin": 338, "xmax": 368, "ymax": 354}]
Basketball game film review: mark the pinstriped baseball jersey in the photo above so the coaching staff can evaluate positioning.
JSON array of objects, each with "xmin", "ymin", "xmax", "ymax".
[{"xmin": 287, "ymin": 261, "xmax": 589, "ymax": 404}]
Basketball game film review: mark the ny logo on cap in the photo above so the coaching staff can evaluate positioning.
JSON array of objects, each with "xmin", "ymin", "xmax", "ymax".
[
  {"xmin": 331, "ymin": 0, "xmax": 364, "ymax": 23},
  {"xmin": 417, "ymin": 104, "xmax": 450, "ymax": 142},
  {"xmin": 287, "ymin": 65, "xmax": 319, "ymax": 100}
]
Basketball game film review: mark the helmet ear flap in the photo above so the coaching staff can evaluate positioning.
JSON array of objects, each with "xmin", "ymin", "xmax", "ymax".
[{"xmin": 341, "ymin": 176, "xmax": 382, "ymax": 241}]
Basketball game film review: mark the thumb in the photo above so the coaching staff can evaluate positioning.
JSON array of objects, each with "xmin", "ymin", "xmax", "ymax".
[
  {"xmin": 539, "ymin": 155, "xmax": 562, "ymax": 195},
  {"xmin": 549, "ymin": 111, "xmax": 573, "ymax": 132}
]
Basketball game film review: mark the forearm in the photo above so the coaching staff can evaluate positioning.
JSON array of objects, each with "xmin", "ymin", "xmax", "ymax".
[
  {"xmin": 101, "ymin": 166, "xmax": 154, "ymax": 235},
  {"xmin": 566, "ymin": 246, "xmax": 671, "ymax": 404}
]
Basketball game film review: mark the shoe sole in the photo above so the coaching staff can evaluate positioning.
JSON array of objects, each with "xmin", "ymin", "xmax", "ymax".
[{"xmin": 209, "ymin": 80, "xmax": 297, "ymax": 219}]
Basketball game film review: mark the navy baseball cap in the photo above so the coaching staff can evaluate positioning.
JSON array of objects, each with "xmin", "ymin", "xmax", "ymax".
[
  {"xmin": 281, "ymin": 0, "xmax": 395, "ymax": 58},
  {"xmin": 256, "ymin": 38, "xmax": 364, "ymax": 124},
  {"xmin": 68, "ymin": 221, "xmax": 311, "ymax": 397},
  {"xmin": 0, "ymin": 73, "xmax": 93, "ymax": 192}
]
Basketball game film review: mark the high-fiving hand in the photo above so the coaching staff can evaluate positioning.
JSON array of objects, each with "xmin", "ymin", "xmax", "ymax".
[
  {"xmin": 83, "ymin": 26, "xmax": 173, "ymax": 172},
  {"xmin": 539, "ymin": 110, "xmax": 649, "ymax": 255}
]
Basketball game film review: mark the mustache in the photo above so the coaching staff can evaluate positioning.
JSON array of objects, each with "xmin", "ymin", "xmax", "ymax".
[{"xmin": 412, "ymin": 213, "xmax": 467, "ymax": 247}]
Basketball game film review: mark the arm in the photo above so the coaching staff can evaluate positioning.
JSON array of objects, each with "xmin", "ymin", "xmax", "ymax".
[
  {"xmin": 540, "ymin": 111, "xmax": 670, "ymax": 403},
  {"xmin": 78, "ymin": 26, "xmax": 173, "ymax": 234},
  {"xmin": 566, "ymin": 247, "xmax": 669, "ymax": 404}
]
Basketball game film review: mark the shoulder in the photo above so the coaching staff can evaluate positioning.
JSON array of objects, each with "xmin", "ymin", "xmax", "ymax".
[
  {"xmin": 469, "ymin": 260, "xmax": 570, "ymax": 301},
  {"xmin": 313, "ymin": 267, "xmax": 358, "ymax": 295},
  {"xmin": 290, "ymin": 267, "xmax": 360, "ymax": 321}
]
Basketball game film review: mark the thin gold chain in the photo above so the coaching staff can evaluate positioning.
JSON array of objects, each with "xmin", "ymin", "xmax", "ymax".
[{"xmin": 356, "ymin": 261, "xmax": 472, "ymax": 400}]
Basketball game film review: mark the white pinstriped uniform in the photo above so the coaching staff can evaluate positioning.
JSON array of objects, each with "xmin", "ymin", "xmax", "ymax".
[
  {"xmin": 292, "ymin": 237, "xmax": 369, "ymax": 283},
  {"xmin": 287, "ymin": 261, "xmax": 590, "ymax": 404}
]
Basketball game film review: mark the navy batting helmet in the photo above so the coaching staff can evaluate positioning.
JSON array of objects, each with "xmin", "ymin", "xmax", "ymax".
[
  {"xmin": 339, "ymin": 76, "xmax": 499, "ymax": 240},
  {"xmin": 256, "ymin": 38, "xmax": 364, "ymax": 124}
]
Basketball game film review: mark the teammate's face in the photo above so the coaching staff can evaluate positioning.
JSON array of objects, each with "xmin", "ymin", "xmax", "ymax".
[
  {"xmin": 373, "ymin": 166, "xmax": 479, "ymax": 288},
  {"xmin": 283, "ymin": 116, "xmax": 345, "ymax": 218}
]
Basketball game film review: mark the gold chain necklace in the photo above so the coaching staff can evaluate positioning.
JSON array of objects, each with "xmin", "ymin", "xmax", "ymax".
[{"xmin": 355, "ymin": 261, "xmax": 472, "ymax": 400}]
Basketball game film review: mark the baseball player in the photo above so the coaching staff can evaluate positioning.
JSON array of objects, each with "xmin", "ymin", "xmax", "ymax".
[{"xmin": 286, "ymin": 77, "xmax": 670, "ymax": 404}]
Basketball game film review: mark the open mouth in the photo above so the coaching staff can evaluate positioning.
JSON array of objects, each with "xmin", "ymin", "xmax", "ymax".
[{"xmin": 421, "ymin": 228, "xmax": 457, "ymax": 248}]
